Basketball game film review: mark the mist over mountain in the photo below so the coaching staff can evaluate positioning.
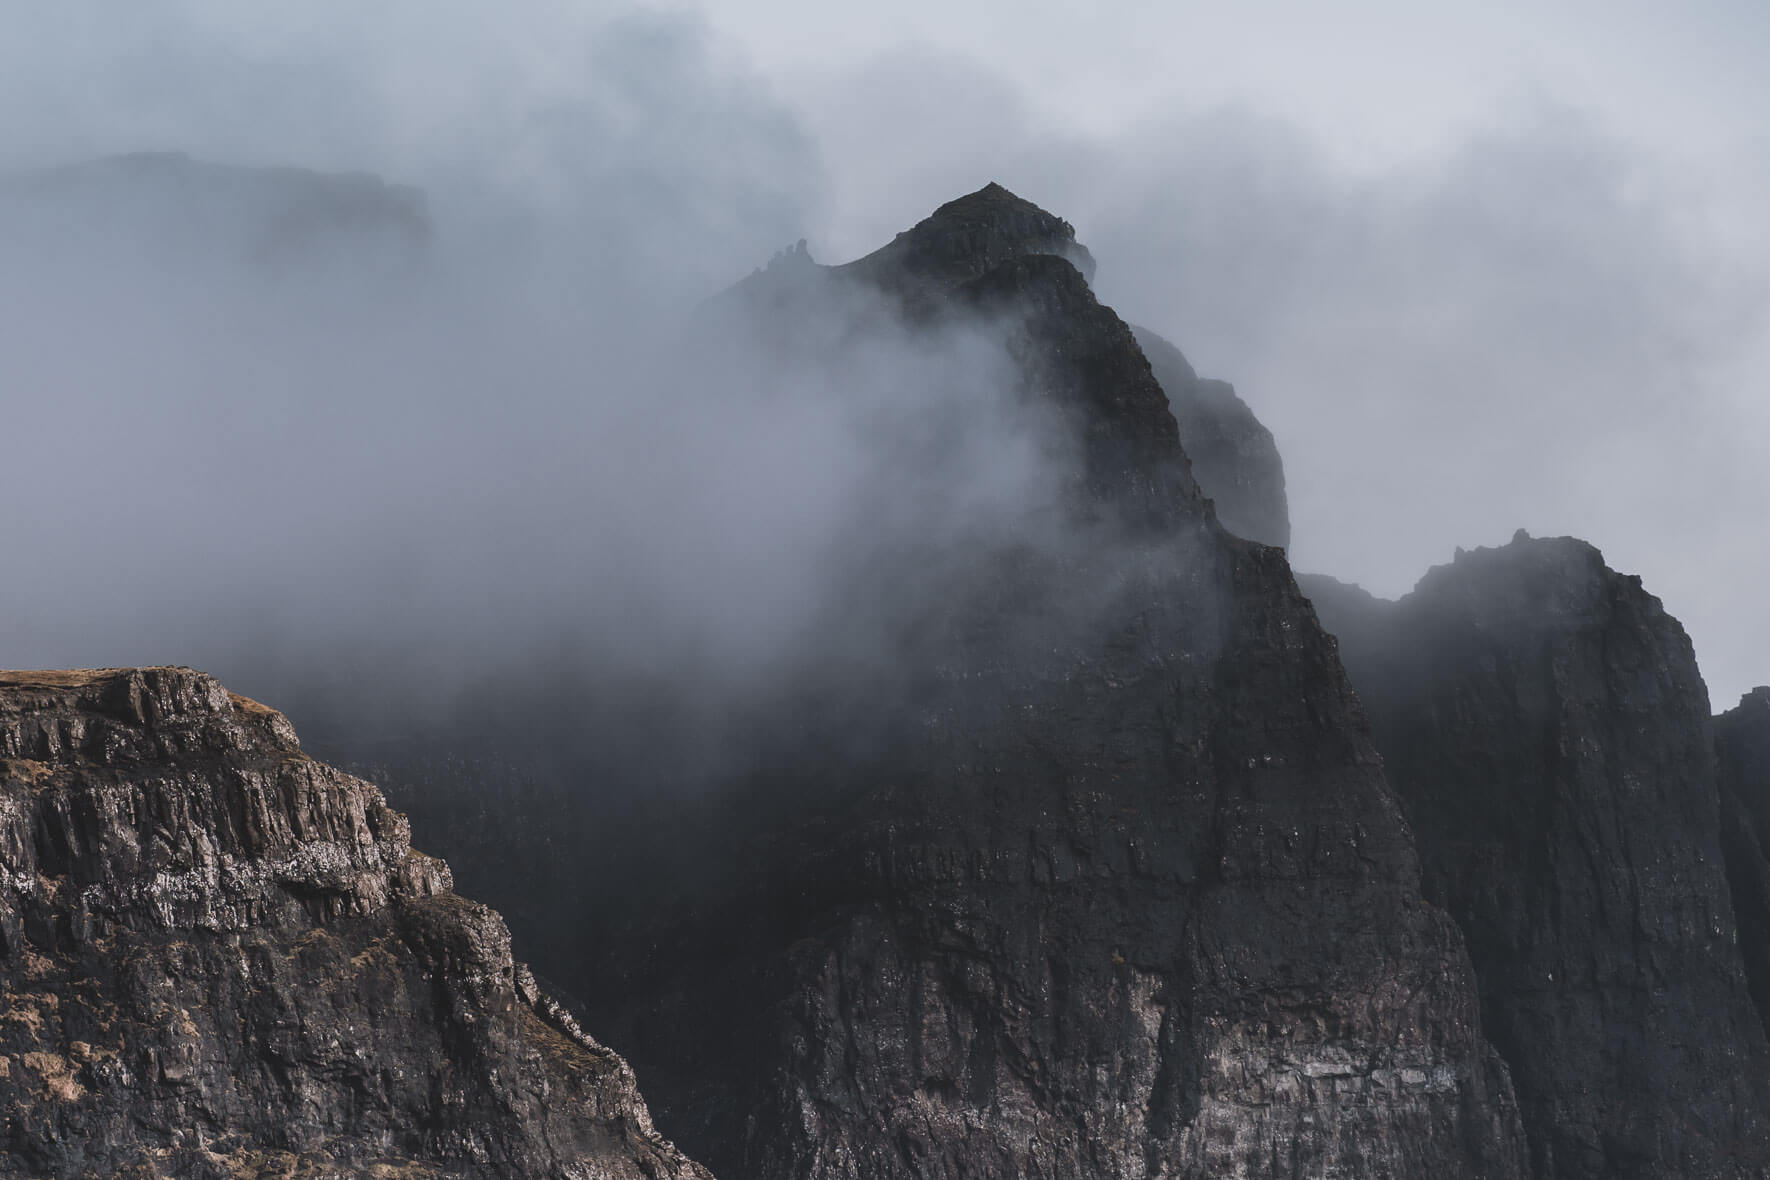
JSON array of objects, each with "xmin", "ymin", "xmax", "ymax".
[
  {"xmin": 3, "ymin": 5, "xmax": 1770, "ymax": 1178},
  {"xmin": 0, "ymin": 154, "xmax": 1073, "ymax": 755},
  {"xmin": 5, "ymin": 150, "xmax": 1770, "ymax": 1180},
  {"xmin": 337, "ymin": 180, "xmax": 1535, "ymax": 1179},
  {"xmin": 0, "ymin": 150, "xmax": 429, "ymax": 275},
  {"xmin": 1, "ymin": 1, "xmax": 1764, "ymax": 705}
]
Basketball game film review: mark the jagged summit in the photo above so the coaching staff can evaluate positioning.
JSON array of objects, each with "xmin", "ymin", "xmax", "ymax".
[
  {"xmin": 455, "ymin": 186, "xmax": 1535, "ymax": 1178},
  {"xmin": 702, "ymin": 182, "xmax": 1197, "ymax": 531},
  {"xmin": 716, "ymin": 183, "xmax": 1099, "ymax": 322},
  {"xmin": 1299, "ymin": 536, "xmax": 1623, "ymax": 666},
  {"xmin": 721, "ymin": 185, "xmax": 1292, "ymax": 555},
  {"xmin": 1733, "ymin": 686, "xmax": 1770, "ymax": 713},
  {"xmin": 839, "ymin": 181, "xmax": 1096, "ymax": 292},
  {"xmin": 845, "ymin": 181, "xmax": 1097, "ymax": 287},
  {"xmin": 1418, "ymin": 531, "xmax": 1609, "ymax": 592}
]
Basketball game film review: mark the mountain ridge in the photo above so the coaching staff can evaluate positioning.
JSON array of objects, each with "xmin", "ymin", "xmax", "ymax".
[{"xmin": 366, "ymin": 182, "xmax": 1532, "ymax": 1177}]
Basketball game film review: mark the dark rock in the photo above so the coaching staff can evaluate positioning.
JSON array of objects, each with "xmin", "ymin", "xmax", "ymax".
[
  {"xmin": 1304, "ymin": 538, "xmax": 1770, "ymax": 1178},
  {"xmin": 843, "ymin": 181, "xmax": 1098, "ymax": 294},
  {"xmin": 0, "ymin": 667, "xmax": 707, "ymax": 1179},
  {"xmin": 1716, "ymin": 687, "xmax": 1770, "ymax": 1036},
  {"xmin": 1132, "ymin": 325, "xmax": 1290, "ymax": 549},
  {"xmin": 1717, "ymin": 689, "xmax": 1770, "ymax": 857},
  {"xmin": 367, "ymin": 185, "xmax": 1530, "ymax": 1177}
]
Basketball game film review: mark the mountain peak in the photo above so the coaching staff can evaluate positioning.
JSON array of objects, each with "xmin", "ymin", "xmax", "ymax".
[
  {"xmin": 927, "ymin": 180, "xmax": 1052, "ymax": 222},
  {"xmin": 840, "ymin": 181, "xmax": 1096, "ymax": 290}
]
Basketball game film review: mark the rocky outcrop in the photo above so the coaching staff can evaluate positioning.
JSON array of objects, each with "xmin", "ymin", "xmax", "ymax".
[
  {"xmin": 1718, "ymin": 689, "xmax": 1770, "ymax": 795},
  {"xmin": 367, "ymin": 184, "xmax": 1531, "ymax": 1178},
  {"xmin": 1132, "ymin": 325, "xmax": 1290, "ymax": 549},
  {"xmin": 842, "ymin": 180, "xmax": 1098, "ymax": 295},
  {"xmin": 1716, "ymin": 687, "xmax": 1770, "ymax": 1037},
  {"xmin": 1303, "ymin": 538, "xmax": 1770, "ymax": 1178},
  {"xmin": 0, "ymin": 667, "xmax": 706, "ymax": 1179}
]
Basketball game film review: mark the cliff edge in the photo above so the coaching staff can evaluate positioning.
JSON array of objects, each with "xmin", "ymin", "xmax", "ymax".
[{"xmin": 0, "ymin": 667, "xmax": 707, "ymax": 1179}]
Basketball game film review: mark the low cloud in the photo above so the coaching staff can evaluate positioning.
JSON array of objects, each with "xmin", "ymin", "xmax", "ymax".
[
  {"xmin": 3, "ymin": 7, "xmax": 1765, "ymax": 718},
  {"xmin": 787, "ymin": 48, "xmax": 1770, "ymax": 701}
]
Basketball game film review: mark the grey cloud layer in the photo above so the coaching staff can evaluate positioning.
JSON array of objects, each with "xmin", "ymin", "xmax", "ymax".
[
  {"xmin": 1085, "ymin": 104, "xmax": 1769, "ymax": 705},
  {"xmin": 789, "ymin": 52, "xmax": 1768, "ymax": 702},
  {"xmin": 0, "ymin": 6, "xmax": 1090, "ymax": 762}
]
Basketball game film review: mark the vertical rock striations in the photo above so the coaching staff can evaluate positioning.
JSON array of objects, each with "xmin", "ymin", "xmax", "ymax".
[
  {"xmin": 0, "ymin": 667, "xmax": 707, "ymax": 1179},
  {"xmin": 1304, "ymin": 538, "xmax": 1770, "ymax": 1178}
]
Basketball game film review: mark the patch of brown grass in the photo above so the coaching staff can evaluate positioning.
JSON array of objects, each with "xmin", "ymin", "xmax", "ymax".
[
  {"xmin": 0, "ymin": 668, "xmax": 134, "ymax": 689},
  {"xmin": 21, "ymin": 1050, "xmax": 84, "ymax": 1101}
]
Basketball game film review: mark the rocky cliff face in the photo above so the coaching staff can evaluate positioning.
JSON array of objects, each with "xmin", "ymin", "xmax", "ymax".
[
  {"xmin": 0, "ymin": 667, "xmax": 707, "ymax": 1179},
  {"xmin": 1303, "ymin": 538, "xmax": 1770, "ymax": 1178},
  {"xmin": 1718, "ymin": 690, "xmax": 1770, "ymax": 795},
  {"xmin": 1716, "ymin": 687, "xmax": 1770, "ymax": 1038},
  {"xmin": 1131, "ymin": 325, "xmax": 1290, "ymax": 549},
  {"xmin": 362, "ymin": 184, "xmax": 1531, "ymax": 1178}
]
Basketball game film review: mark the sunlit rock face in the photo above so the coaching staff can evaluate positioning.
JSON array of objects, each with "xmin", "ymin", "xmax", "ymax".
[
  {"xmin": 0, "ymin": 667, "xmax": 707, "ymax": 1180},
  {"xmin": 1305, "ymin": 537, "xmax": 1770, "ymax": 1179},
  {"xmin": 359, "ymin": 184, "xmax": 1530, "ymax": 1179}
]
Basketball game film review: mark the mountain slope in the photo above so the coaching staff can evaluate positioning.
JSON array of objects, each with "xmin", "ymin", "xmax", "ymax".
[
  {"xmin": 367, "ymin": 183, "xmax": 1531, "ymax": 1178},
  {"xmin": 1132, "ymin": 324, "xmax": 1290, "ymax": 549},
  {"xmin": 1304, "ymin": 538, "xmax": 1770, "ymax": 1178},
  {"xmin": 0, "ymin": 667, "xmax": 706, "ymax": 1179},
  {"xmin": 1716, "ymin": 687, "xmax": 1770, "ymax": 1037}
]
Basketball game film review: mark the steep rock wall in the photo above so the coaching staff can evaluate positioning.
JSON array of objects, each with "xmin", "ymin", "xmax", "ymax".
[
  {"xmin": 1304, "ymin": 538, "xmax": 1770, "ymax": 1178},
  {"xmin": 1132, "ymin": 325, "xmax": 1289, "ymax": 549},
  {"xmin": 370, "ymin": 185, "xmax": 1531, "ymax": 1179},
  {"xmin": 0, "ymin": 667, "xmax": 706, "ymax": 1180},
  {"xmin": 1716, "ymin": 687, "xmax": 1770, "ymax": 1038}
]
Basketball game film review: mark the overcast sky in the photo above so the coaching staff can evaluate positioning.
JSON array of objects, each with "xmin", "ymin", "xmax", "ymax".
[{"xmin": 1, "ymin": 1, "xmax": 1765, "ymax": 704}]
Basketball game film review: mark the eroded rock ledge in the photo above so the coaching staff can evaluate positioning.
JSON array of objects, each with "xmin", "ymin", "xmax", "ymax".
[{"xmin": 0, "ymin": 666, "xmax": 707, "ymax": 1180}]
